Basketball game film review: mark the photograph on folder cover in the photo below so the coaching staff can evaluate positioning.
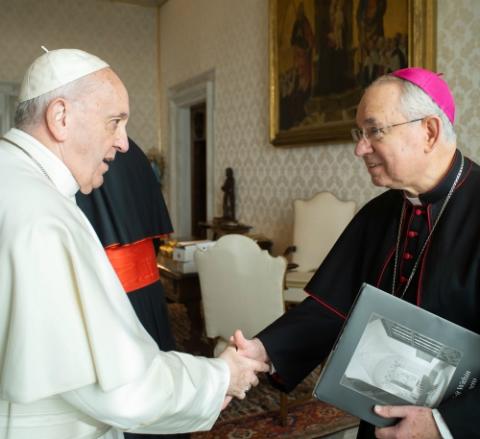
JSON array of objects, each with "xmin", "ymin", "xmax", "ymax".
[{"xmin": 340, "ymin": 313, "xmax": 458, "ymax": 407}]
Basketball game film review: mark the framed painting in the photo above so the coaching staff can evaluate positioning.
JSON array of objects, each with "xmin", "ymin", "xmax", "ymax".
[{"xmin": 269, "ymin": 0, "xmax": 437, "ymax": 146}]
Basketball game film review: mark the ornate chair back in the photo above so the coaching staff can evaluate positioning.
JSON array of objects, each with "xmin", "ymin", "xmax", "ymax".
[
  {"xmin": 285, "ymin": 192, "xmax": 356, "ymax": 303},
  {"xmin": 195, "ymin": 234, "xmax": 286, "ymax": 355}
]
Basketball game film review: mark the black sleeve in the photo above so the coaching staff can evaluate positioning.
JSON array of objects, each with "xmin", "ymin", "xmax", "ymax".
[
  {"xmin": 257, "ymin": 296, "xmax": 343, "ymax": 392},
  {"xmin": 256, "ymin": 190, "xmax": 402, "ymax": 393},
  {"xmin": 438, "ymin": 387, "xmax": 480, "ymax": 438}
]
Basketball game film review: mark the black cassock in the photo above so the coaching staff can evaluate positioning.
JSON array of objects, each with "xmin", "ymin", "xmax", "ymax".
[
  {"xmin": 258, "ymin": 151, "xmax": 480, "ymax": 438},
  {"xmin": 77, "ymin": 139, "xmax": 187, "ymax": 439}
]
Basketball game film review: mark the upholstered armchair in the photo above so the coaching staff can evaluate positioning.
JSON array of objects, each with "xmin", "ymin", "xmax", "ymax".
[
  {"xmin": 284, "ymin": 192, "xmax": 356, "ymax": 304},
  {"xmin": 195, "ymin": 234, "xmax": 299, "ymax": 425},
  {"xmin": 195, "ymin": 234, "xmax": 286, "ymax": 356}
]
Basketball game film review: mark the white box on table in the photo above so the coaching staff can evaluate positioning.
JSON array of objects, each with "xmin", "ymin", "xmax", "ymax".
[{"xmin": 173, "ymin": 240, "xmax": 215, "ymax": 262}]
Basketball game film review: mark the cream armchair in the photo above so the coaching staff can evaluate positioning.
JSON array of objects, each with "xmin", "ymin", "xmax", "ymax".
[
  {"xmin": 284, "ymin": 192, "xmax": 356, "ymax": 304},
  {"xmin": 195, "ymin": 234, "xmax": 298, "ymax": 424},
  {"xmin": 195, "ymin": 234, "xmax": 286, "ymax": 356}
]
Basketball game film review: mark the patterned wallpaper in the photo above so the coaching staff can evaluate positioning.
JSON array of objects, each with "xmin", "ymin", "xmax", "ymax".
[
  {"xmin": 0, "ymin": 0, "xmax": 159, "ymax": 150},
  {"xmin": 1, "ymin": 0, "xmax": 477, "ymax": 254},
  {"xmin": 159, "ymin": 0, "xmax": 480, "ymax": 253},
  {"xmin": 438, "ymin": 0, "xmax": 480, "ymax": 159}
]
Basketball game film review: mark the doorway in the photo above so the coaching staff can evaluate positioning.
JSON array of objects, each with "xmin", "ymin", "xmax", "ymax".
[
  {"xmin": 168, "ymin": 71, "xmax": 214, "ymax": 239},
  {"xmin": 190, "ymin": 103, "xmax": 207, "ymax": 239}
]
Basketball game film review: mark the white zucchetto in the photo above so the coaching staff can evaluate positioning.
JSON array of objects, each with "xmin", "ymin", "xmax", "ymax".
[{"xmin": 18, "ymin": 47, "xmax": 109, "ymax": 103}]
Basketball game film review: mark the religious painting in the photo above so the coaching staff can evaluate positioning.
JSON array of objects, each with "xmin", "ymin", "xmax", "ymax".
[{"xmin": 269, "ymin": 0, "xmax": 437, "ymax": 146}]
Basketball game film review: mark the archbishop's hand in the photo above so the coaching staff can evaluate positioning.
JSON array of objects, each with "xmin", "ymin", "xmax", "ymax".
[
  {"xmin": 374, "ymin": 405, "xmax": 441, "ymax": 439},
  {"xmin": 219, "ymin": 345, "xmax": 269, "ymax": 401},
  {"xmin": 230, "ymin": 329, "xmax": 270, "ymax": 364}
]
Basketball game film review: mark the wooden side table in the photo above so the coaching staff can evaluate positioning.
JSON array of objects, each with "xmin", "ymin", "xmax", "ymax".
[{"xmin": 198, "ymin": 220, "xmax": 252, "ymax": 240}]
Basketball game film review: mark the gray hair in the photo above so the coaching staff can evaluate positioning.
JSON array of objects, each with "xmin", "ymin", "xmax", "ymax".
[
  {"xmin": 370, "ymin": 75, "xmax": 456, "ymax": 144},
  {"xmin": 14, "ymin": 74, "xmax": 98, "ymax": 130}
]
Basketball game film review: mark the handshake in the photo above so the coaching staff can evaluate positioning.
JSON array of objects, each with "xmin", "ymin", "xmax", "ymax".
[{"xmin": 218, "ymin": 329, "xmax": 270, "ymax": 408}]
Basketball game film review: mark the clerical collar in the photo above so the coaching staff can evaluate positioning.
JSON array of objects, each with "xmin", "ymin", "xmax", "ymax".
[
  {"xmin": 405, "ymin": 195, "xmax": 421, "ymax": 206},
  {"xmin": 404, "ymin": 150, "xmax": 462, "ymax": 206}
]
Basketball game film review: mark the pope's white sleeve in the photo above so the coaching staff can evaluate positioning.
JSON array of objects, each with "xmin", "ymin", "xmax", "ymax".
[{"xmin": 61, "ymin": 351, "xmax": 230, "ymax": 434}]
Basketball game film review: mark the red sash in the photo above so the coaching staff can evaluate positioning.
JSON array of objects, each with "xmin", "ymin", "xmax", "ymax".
[{"xmin": 105, "ymin": 239, "xmax": 160, "ymax": 293}]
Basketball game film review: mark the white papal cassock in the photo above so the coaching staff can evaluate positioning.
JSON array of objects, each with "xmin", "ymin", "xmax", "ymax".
[{"xmin": 0, "ymin": 129, "xmax": 230, "ymax": 438}]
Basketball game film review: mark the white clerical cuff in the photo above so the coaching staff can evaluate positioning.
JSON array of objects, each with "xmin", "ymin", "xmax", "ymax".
[{"xmin": 432, "ymin": 409, "xmax": 453, "ymax": 439}]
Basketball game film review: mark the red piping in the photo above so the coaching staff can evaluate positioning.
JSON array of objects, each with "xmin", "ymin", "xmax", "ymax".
[{"xmin": 305, "ymin": 290, "xmax": 347, "ymax": 320}]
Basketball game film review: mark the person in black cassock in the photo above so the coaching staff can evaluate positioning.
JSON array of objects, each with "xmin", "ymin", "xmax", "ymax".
[
  {"xmin": 77, "ymin": 138, "xmax": 188, "ymax": 439},
  {"xmin": 231, "ymin": 67, "xmax": 480, "ymax": 439}
]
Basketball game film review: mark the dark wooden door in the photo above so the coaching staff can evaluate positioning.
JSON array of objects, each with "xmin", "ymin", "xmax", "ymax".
[{"xmin": 190, "ymin": 102, "xmax": 207, "ymax": 239}]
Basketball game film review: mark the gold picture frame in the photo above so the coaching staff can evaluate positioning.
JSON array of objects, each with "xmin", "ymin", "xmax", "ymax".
[{"xmin": 269, "ymin": 0, "xmax": 437, "ymax": 147}]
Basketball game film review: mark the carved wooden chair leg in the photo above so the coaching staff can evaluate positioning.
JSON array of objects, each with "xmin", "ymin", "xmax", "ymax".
[{"xmin": 279, "ymin": 391, "xmax": 288, "ymax": 426}]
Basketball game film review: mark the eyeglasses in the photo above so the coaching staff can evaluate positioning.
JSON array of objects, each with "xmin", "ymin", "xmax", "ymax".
[{"xmin": 351, "ymin": 117, "xmax": 425, "ymax": 143}]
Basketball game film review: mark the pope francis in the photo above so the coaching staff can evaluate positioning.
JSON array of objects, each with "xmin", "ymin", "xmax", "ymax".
[{"xmin": 0, "ymin": 48, "xmax": 268, "ymax": 439}]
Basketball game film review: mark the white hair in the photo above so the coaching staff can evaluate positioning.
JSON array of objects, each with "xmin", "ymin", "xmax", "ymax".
[
  {"xmin": 14, "ymin": 74, "xmax": 98, "ymax": 130},
  {"xmin": 370, "ymin": 75, "xmax": 456, "ymax": 144}
]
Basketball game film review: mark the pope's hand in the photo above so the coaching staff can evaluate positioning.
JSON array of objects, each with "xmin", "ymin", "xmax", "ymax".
[
  {"xmin": 219, "ymin": 345, "xmax": 269, "ymax": 400},
  {"xmin": 221, "ymin": 396, "xmax": 232, "ymax": 410},
  {"xmin": 374, "ymin": 405, "xmax": 441, "ymax": 439}
]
